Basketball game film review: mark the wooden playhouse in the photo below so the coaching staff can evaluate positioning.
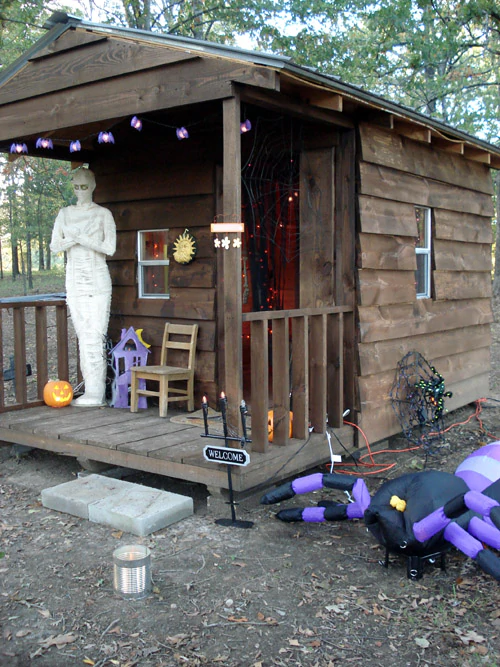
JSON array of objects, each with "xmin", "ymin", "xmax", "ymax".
[{"xmin": 0, "ymin": 12, "xmax": 499, "ymax": 490}]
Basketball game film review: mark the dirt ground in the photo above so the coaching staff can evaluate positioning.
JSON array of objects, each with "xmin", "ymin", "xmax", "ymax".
[{"xmin": 2, "ymin": 319, "xmax": 500, "ymax": 667}]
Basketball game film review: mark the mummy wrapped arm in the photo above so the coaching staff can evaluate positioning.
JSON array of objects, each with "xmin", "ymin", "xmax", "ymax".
[
  {"xmin": 60, "ymin": 208, "xmax": 116, "ymax": 256},
  {"xmin": 50, "ymin": 209, "xmax": 77, "ymax": 253}
]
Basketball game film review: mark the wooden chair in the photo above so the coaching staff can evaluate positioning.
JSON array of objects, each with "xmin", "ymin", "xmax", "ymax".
[{"xmin": 130, "ymin": 323, "xmax": 199, "ymax": 417}]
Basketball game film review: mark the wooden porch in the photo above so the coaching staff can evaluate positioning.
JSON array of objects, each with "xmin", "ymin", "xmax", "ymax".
[
  {"xmin": 0, "ymin": 295, "xmax": 356, "ymax": 493},
  {"xmin": 0, "ymin": 404, "xmax": 353, "ymax": 493}
]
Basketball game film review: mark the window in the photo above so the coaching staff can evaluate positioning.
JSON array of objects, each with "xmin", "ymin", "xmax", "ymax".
[
  {"xmin": 137, "ymin": 230, "xmax": 169, "ymax": 298},
  {"xmin": 415, "ymin": 206, "xmax": 431, "ymax": 299}
]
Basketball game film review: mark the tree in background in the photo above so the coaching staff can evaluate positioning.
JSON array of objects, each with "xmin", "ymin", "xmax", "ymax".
[
  {"xmin": 0, "ymin": 157, "xmax": 73, "ymax": 289},
  {"xmin": 0, "ymin": 1, "xmax": 50, "ymax": 70},
  {"xmin": 252, "ymin": 1, "xmax": 499, "ymax": 143},
  {"xmin": 65, "ymin": 0, "xmax": 281, "ymax": 42}
]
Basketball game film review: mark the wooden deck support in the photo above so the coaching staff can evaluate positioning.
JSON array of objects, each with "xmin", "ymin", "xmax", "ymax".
[
  {"xmin": 221, "ymin": 94, "xmax": 243, "ymax": 431},
  {"xmin": 0, "ymin": 405, "xmax": 355, "ymax": 494}
]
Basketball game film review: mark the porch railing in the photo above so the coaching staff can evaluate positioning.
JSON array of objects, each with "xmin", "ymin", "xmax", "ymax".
[
  {"xmin": 0, "ymin": 295, "xmax": 75, "ymax": 412},
  {"xmin": 242, "ymin": 305, "xmax": 353, "ymax": 453}
]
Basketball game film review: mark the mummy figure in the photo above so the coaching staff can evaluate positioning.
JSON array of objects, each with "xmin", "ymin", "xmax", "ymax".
[{"xmin": 51, "ymin": 168, "xmax": 116, "ymax": 406}]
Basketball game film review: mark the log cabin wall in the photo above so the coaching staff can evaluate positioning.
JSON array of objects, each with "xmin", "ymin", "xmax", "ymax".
[
  {"xmin": 356, "ymin": 122, "xmax": 495, "ymax": 444},
  {"xmin": 90, "ymin": 119, "xmax": 220, "ymax": 404}
]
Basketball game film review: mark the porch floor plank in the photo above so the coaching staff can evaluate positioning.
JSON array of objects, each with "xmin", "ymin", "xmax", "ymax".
[
  {"xmin": 85, "ymin": 420, "xmax": 193, "ymax": 449},
  {"xmin": 0, "ymin": 405, "xmax": 356, "ymax": 493}
]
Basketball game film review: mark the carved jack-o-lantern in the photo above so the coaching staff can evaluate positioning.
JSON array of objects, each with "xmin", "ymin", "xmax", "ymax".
[
  {"xmin": 43, "ymin": 380, "xmax": 73, "ymax": 408},
  {"xmin": 268, "ymin": 410, "xmax": 293, "ymax": 443}
]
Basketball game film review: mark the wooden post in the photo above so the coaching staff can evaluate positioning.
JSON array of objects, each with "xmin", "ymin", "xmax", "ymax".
[
  {"xmin": 56, "ymin": 303, "xmax": 69, "ymax": 381},
  {"xmin": 0, "ymin": 309, "xmax": 4, "ymax": 409},
  {"xmin": 35, "ymin": 305, "xmax": 48, "ymax": 399},
  {"xmin": 250, "ymin": 319, "xmax": 269, "ymax": 452},
  {"xmin": 271, "ymin": 317, "xmax": 290, "ymax": 446},
  {"xmin": 335, "ymin": 130, "xmax": 357, "ymax": 419},
  {"xmin": 221, "ymin": 95, "xmax": 243, "ymax": 431},
  {"xmin": 13, "ymin": 306, "xmax": 27, "ymax": 405}
]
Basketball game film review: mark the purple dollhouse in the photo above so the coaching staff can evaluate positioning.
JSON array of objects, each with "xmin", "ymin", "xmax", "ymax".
[{"xmin": 110, "ymin": 327, "xmax": 150, "ymax": 409}]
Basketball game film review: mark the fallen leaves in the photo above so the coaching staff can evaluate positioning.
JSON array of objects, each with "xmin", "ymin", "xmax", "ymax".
[
  {"xmin": 414, "ymin": 637, "xmax": 430, "ymax": 648},
  {"xmin": 38, "ymin": 633, "xmax": 78, "ymax": 649},
  {"xmin": 15, "ymin": 629, "xmax": 31, "ymax": 638},
  {"xmin": 256, "ymin": 612, "xmax": 278, "ymax": 625},
  {"xmin": 454, "ymin": 628, "xmax": 486, "ymax": 645}
]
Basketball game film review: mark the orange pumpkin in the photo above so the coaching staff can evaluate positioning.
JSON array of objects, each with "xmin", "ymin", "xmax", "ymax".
[
  {"xmin": 268, "ymin": 410, "xmax": 293, "ymax": 442},
  {"xmin": 43, "ymin": 380, "xmax": 73, "ymax": 408}
]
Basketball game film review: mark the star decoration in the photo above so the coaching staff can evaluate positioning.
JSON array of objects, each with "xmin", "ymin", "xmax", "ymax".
[
  {"xmin": 221, "ymin": 236, "xmax": 231, "ymax": 250},
  {"xmin": 233, "ymin": 238, "xmax": 242, "ymax": 248},
  {"xmin": 214, "ymin": 238, "xmax": 221, "ymax": 248}
]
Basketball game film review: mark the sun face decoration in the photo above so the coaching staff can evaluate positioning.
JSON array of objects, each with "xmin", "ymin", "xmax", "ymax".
[
  {"xmin": 43, "ymin": 380, "xmax": 73, "ymax": 408},
  {"xmin": 173, "ymin": 229, "xmax": 197, "ymax": 265}
]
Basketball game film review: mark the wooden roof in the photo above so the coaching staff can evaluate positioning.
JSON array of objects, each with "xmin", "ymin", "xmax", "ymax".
[{"xmin": 1, "ymin": 11, "xmax": 499, "ymax": 169}]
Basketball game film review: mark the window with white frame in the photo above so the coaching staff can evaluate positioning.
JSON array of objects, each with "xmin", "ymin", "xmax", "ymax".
[
  {"xmin": 414, "ymin": 206, "xmax": 431, "ymax": 299},
  {"xmin": 137, "ymin": 229, "xmax": 170, "ymax": 298}
]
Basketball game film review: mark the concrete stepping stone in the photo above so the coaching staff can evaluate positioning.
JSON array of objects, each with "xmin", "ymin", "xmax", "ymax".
[{"xmin": 41, "ymin": 474, "xmax": 193, "ymax": 536}]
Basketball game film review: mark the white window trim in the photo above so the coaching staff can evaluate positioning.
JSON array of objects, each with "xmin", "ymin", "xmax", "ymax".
[
  {"xmin": 137, "ymin": 229, "xmax": 170, "ymax": 299},
  {"xmin": 415, "ymin": 207, "xmax": 431, "ymax": 299}
]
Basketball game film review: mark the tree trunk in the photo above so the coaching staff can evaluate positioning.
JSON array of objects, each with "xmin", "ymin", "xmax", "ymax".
[
  {"xmin": 8, "ymin": 186, "xmax": 20, "ymax": 279},
  {"xmin": 19, "ymin": 243, "xmax": 27, "ymax": 296},
  {"xmin": 26, "ymin": 231, "xmax": 33, "ymax": 289},
  {"xmin": 38, "ymin": 228, "xmax": 45, "ymax": 270},
  {"xmin": 492, "ymin": 171, "xmax": 500, "ymax": 299},
  {"xmin": 11, "ymin": 240, "xmax": 19, "ymax": 279},
  {"xmin": 37, "ymin": 196, "xmax": 45, "ymax": 270},
  {"xmin": 45, "ymin": 236, "xmax": 51, "ymax": 271},
  {"xmin": 191, "ymin": 0, "xmax": 204, "ymax": 39}
]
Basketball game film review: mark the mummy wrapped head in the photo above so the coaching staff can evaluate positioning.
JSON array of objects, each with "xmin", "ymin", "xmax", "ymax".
[{"xmin": 72, "ymin": 168, "xmax": 96, "ymax": 206}]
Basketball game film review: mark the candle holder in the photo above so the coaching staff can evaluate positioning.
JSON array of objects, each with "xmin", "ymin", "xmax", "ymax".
[
  {"xmin": 113, "ymin": 544, "xmax": 152, "ymax": 599},
  {"xmin": 201, "ymin": 393, "xmax": 253, "ymax": 529}
]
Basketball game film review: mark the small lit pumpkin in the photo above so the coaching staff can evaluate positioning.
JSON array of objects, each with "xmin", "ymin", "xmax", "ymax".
[
  {"xmin": 268, "ymin": 410, "xmax": 293, "ymax": 442},
  {"xmin": 43, "ymin": 380, "xmax": 73, "ymax": 408}
]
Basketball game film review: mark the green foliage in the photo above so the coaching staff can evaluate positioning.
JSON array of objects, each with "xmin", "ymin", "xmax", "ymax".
[
  {"xmin": 0, "ymin": 157, "xmax": 73, "ymax": 286},
  {"xmin": 0, "ymin": 1, "xmax": 52, "ymax": 70},
  {"xmin": 92, "ymin": 0, "xmax": 283, "ymax": 43},
  {"xmin": 261, "ymin": 0, "xmax": 500, "ymax": 142}
]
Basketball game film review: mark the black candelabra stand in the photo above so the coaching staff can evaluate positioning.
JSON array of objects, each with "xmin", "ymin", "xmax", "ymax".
[{"xmin": 201, "ymin": 393, "xmax": 253, "ymax": 529}]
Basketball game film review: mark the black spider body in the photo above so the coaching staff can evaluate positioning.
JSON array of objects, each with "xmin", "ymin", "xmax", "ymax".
[{"xmin": 261, "ymin": 443, "xmax": 500, "ymax": 582}]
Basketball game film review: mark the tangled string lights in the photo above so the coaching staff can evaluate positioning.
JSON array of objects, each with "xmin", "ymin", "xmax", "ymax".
[{"xmin": 390, "ymin": 350, "xmax": 453, "ymax": 449}]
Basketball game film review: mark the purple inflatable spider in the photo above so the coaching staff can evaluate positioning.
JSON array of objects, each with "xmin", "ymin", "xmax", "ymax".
[{"xmin": 261, "ymin": 443, "xmax": 500, "ymax": 582}]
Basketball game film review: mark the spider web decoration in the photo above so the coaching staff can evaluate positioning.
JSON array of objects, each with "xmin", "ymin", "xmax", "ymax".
[
  {"xmin": 241, "ymin": 116, "xmax": 302, "ymax": 313},
  {"xmin": 390, "ymin": 351, "xmax": 453, "ymax": 449}
]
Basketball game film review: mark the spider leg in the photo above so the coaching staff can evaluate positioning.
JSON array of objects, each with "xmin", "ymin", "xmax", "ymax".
[
  {"xmin": 260, "ymin": 473, "xmax": 370, "ymax": 523},
  {"xmin": 444, "ymin": 521, "xmax": 500, "ymax": 582},
  {"xmin": 414, "ymin": 478, "xmax": 500, "ymax": 542},
  {"xmin": 463, "ymin": 480, "xmax": 500, "ymax": 531},
  {"xmin": 413, "ymin": 493, "xmax": 468, "ymax": 541},
  {"xmin": 468, "ymin": 516, "xmax": 500, "ymax": 550}
]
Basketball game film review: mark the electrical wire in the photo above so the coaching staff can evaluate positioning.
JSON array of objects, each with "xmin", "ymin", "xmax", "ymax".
[{"xmin": 332, "ymin": 398, "xmax": 497, "ymax": 477}]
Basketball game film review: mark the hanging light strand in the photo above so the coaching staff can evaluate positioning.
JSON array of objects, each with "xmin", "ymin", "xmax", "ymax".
[{"xmin": 7, "ymin": 113, "xmax": 252, "ymax": 155}]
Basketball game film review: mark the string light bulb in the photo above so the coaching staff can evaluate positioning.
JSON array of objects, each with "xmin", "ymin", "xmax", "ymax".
[
  {"xmin": 36, "ymin": 138, "xmax": 53, "ymax": 150},
  {"xmin": 98, "ymin": 131, "xmax": 115, "ymax": 144},
  {"xmin": 69, "ymin": 140, "xmax": 81, "ymax": 153},
  {"xmin": 176, "ymin": 127, "xmax": 189, "ymax": 140},
  {"xmin": 10, "ymin": 142, "xmax": 28, "ymax": 154},
  {"xmin": 130, "ymin": 116, "xmax": 142, "ymax": 131},
  {"xmin": 240, "ymin": 119, "xmax": 252, "ymax": 134}
]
